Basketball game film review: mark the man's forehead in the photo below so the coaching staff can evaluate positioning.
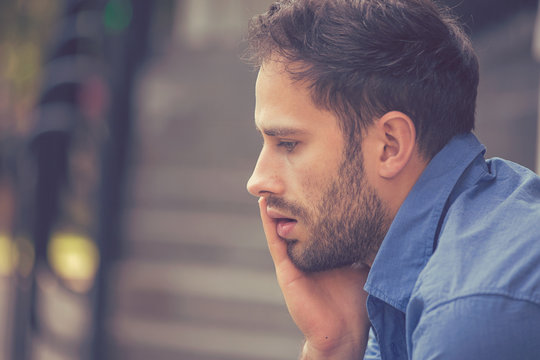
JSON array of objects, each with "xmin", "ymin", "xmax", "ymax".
[
  {"xmin": 255, "ymin": 61, "xmax": 288, "ymax": 90},
  {"xmin": 254, "ymin": 59, "xmax": 344, "ymax": 141}
]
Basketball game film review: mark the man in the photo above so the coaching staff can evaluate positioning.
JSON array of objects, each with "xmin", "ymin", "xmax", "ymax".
[{"xmin": 245, "ymin": 0, "xmax": 540, "ymax": 359}]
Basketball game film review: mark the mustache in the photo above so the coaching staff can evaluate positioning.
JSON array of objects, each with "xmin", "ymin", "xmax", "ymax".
[{"xmin": 266, "ymin": 195, "xmax": 309, "ymax": 221}]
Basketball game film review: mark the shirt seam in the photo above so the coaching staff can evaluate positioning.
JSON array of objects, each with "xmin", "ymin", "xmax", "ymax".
[{"xmin": 423, "ymin": 289, "xmax": 540, "ymax": 314}]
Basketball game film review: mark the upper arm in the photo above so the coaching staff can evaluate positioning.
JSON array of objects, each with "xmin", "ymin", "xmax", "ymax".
[{"xmin": 411, "ymin": 295, "xmax": 540, "ymax": 360}]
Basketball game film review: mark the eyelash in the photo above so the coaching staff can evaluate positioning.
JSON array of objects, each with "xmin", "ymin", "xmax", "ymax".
[{"xmin": 277, "ymin": 141, "xmax": 298, "ymax": 152}]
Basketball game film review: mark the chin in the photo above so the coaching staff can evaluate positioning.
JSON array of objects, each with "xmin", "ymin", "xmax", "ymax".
[
  {"xmin": 286, "ymin": 242, "xmax": 331, "ymax": 273},
  {"xmin": 286, "ymin": 241, "xmax": 311, "ymax": 271},
  {"xmin": 287, "ymin": 239, "xmax": 362, "ymax": 273}
]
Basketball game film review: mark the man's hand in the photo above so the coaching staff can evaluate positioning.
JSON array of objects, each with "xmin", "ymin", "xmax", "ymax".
[{"xmin": 258, "ymin": 197, "xmax": 371, "ymax": 360}]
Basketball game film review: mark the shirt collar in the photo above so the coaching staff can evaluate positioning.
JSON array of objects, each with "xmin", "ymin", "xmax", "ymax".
[{"xmin": 364, "ymin": 133, "xmax": 486, "ymax": 312}]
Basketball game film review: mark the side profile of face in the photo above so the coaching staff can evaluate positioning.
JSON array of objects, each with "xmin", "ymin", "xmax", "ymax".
[{"xmin": 247, "ymin": 61, "xmax": 390, "ymax": 272}]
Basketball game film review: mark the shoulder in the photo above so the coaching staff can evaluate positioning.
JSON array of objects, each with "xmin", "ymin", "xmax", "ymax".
[
  {"xmin": 422, "ymin": 156, "xmax": 540, "ymax": 300},
  {"xmin": 409, "ymin": 294, "xmax": 540, "ymax": 360},
  {"xmin": 407, "ymin": 159, "xmax": 540, "ymax": 358},
  {"xmin": 444, "ymin": 157, "xmax": 540, "ymax": 234}
]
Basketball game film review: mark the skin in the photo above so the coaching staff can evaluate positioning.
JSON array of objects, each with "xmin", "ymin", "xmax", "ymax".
[
  {"xmin": 248, "ymin": 60, "xmax": 390, "ymax": 272},
  {"xmin": 247, "ymin": 60, "xmax": 427, "ymax": 359}
]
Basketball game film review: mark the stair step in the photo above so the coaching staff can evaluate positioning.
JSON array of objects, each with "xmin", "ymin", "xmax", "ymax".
[
  {"xmin": 109, "ymin": 316, "xmax": 302, "ymax": 360},
  {"xmin": 123, "ymin": 207, "xmax": 266, "ymax": 250}
]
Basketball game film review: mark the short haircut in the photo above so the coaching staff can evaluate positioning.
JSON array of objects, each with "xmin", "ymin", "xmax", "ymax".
[{"xmin": 245, "ymin": 0, "xmax": 479, "ymax": 159}]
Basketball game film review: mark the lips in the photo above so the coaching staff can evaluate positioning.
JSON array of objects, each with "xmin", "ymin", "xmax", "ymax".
[
  {"xmin": 266, "ymin": 208, "xmax": 298, "ymax": 238},
  {"xmin": 276, "ymin": 218, "xmax": 297, "ymax": 238}
]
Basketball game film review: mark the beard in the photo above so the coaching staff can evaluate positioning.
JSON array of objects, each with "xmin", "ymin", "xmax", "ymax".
[{"xmin": 267, "ymin": 151, "xmax": 391, "ymax": 272}]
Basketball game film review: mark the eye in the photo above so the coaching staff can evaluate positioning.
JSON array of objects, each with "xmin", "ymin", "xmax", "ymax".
[{"xmin": 277, "ymin": 140, "xmax": 298, "ymax": 152}]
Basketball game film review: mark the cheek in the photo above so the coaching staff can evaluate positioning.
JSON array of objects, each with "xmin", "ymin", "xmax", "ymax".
[
  {"xmin": 299, "ymin": 164, "xmax": 336, "ymax": 207},
  {"xmin": 290, "ymin": 142, "xmax": 344, "ymax": 205}
]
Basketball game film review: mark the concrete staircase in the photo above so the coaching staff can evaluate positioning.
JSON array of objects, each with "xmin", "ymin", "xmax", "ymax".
[{"xmin": 105, "ymin": 45, "xmax": 303, "ymax": 359}]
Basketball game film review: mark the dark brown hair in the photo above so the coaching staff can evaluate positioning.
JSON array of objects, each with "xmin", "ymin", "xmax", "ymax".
[{"xmin": 246, "ymin": 0, "xmax": 479, "ymax": 159}]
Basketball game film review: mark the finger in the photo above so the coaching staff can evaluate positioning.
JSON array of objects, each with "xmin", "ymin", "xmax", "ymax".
[
  {"xmin": 259, "ymin": 197, "xmax": 304, "ymax": 272},
  {"xmin": 258, "ymin": 197, "xmax": 306, "ymax": 291},
  {"xmin": 258, "ymin": 197, "xmax": 289, "ymax": 266}
]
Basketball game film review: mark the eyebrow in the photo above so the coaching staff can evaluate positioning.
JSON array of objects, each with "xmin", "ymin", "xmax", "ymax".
[{"xmin": 256, "ymin": 126, "xmax": 307, "ymax": 137}]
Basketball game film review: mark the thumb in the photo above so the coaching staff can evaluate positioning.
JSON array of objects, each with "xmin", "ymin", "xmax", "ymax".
[{"xmin": 258, "ymin": 197, "xmax": 296, "ymax": 272}]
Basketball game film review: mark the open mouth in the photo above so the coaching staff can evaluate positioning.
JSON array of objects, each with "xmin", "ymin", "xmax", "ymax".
[
  {"xmin": 266, "ymin": 207, "xmax": 298, "ymax": 238},
  {"xmin": 276, "ymin": 218, "xmax": 297, "ymax": 238}
]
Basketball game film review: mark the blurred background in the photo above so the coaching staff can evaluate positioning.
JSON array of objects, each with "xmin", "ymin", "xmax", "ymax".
[{"xmin": 0, "ymin": 0, "xmax": 538, "ymax": 359}]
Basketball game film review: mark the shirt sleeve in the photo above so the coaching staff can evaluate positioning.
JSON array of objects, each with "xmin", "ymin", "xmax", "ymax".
[{"xmin": 410, "ymin": 295, "xmax": 540, "ymax": 360}]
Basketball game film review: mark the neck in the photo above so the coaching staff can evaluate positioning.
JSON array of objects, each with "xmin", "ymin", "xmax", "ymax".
[{"xmin": 382, "ymin": 153, "xmax": 428, "ymax": 223}]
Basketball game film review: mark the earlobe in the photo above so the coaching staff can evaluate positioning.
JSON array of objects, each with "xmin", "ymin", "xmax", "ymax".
[{"xmin": 377, "ymin": 111, "xmax": 416, "ymax": 179}]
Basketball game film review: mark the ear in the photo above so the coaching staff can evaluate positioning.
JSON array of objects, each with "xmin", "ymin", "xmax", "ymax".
[{"xmin": 375, "ymin": 111, "xmax": 416, "ymax": 179}]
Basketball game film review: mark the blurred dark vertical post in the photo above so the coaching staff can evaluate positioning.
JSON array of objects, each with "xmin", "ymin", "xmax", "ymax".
[
  {"xmin": 10, "ymin": 0, "xmax": 153, "ymax": 358},
  {"xmin": 12, "ymin": 0, "xmax": 104, "ymax": 358},
  {"xmin": 534, "ymin": 0, "xmax": 540, "ymax": 173},
  {"xmin": 90, "ymin": 0, "xmax": 154, "ymax": 358}
]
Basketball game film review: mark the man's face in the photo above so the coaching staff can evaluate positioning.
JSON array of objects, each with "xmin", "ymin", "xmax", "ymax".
[{"xmin": 247, "ymin": 61, "xmax": 390, "ymax": 272}]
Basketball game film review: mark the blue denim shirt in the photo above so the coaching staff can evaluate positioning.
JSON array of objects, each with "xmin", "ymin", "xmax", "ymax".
[{"xmin": 363, "ymin": 133, "xmax": 540, "ymax": 360}]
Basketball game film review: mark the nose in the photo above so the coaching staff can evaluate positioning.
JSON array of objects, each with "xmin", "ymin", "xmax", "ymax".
[{"xmin": 246, "ymin": 149, "xmax": 284, "ymax": 197}]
